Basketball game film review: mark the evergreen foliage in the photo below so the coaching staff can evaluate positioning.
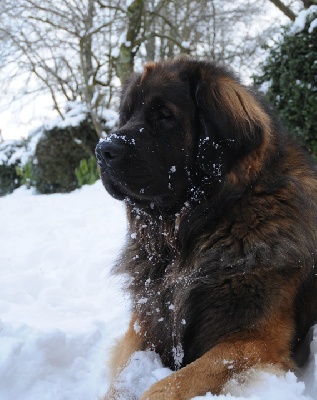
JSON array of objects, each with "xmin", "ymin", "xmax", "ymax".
[{"xmin": 254, "ymin": 9, "xmax": 317, "ymax": 156}]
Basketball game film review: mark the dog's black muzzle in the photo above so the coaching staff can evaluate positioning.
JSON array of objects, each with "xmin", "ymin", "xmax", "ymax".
[{"xmin": 95, "ymin": 135, "xmax": 126, "ymax": 169}]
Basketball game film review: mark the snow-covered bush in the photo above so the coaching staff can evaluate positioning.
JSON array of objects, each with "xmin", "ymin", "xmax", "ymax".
[
  {"xmin": 0, "ymin": 140, "xmax": 24, "ymax": 195},
  {"xmin": 0, "ymin": 129, "xmax": 42, "ymax": 196},
  {"xmin": 0, "ymin": 102, "xmax": 119, "ymax": 195},
  {"xmin": 254, "ymin": 6, "xmax": 317, "ymax": 157},
  {"xmin": 33, "ymin": 104, "xmax": 99, "ymax": 194}
]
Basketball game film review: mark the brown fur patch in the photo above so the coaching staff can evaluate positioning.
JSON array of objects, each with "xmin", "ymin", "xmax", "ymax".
[
  {"xmin": 107, "ymin": 315, "xmax": 142, "ymax": 380},
  {"xmin": 218, "ymin": 77, "xmax": 273, "ymax": 185},
  {"xmin": 217, "ymin": 77, "xmax": 272, "ymax": 138},
  {"xmin": 140, "ymin": 295, "xmax": 297, "ymax": 400},
  {"xmin": 227, "ymin": 128, "xmax": 273, "ymax": 185},
  {"xmin": 140, "ymin": 61, "xmax": 157, "ymax": 84}
]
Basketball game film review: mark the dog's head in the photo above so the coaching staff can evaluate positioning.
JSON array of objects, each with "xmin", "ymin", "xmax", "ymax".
[{"xmin": 96, "ymin": 58, "xmax": 272, "ymax": 210}]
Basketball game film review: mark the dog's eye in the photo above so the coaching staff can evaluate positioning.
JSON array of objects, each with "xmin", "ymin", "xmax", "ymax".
[{"xmin": 157, "ymin": 107, "xmax": 174, "ymax": 120}]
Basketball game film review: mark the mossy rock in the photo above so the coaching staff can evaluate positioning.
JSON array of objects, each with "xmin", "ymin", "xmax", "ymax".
[{"xmin": 34, "ymin": 117, "xmax": 99, "ymax": 194}]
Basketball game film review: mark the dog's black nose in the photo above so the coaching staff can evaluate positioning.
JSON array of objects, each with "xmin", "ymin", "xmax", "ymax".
[{"xmin": 95, "ymin": 138, "xmax": 123, "ymax": 166}]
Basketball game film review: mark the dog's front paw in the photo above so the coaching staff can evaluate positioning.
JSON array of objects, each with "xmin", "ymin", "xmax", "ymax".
[{"xmin": 140, "ymin": 376, "xmax": 183, "ymax": 400}]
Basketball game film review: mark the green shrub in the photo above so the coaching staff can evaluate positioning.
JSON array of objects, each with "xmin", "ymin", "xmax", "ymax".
[
  {"xmin": 75, "ymin": 156, "xmax": 99, "ymax": 187},
  {"xmin": 254, "ymin": 8, "xmax": 317, "ymax": 156},
  {"xmin": 16, "ymin": 161, "xmax": 34, "ymax": 189}
]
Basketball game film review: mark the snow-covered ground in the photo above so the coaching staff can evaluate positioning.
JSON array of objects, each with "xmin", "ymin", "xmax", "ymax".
[{"xmin": 0, "ymin": 181, "xmax": 316, "ymax": 400}]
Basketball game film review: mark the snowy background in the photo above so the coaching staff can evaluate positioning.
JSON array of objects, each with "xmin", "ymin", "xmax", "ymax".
[{"xmin": 0, "ymin": 181, "xmax": 317, "ymax": 399}]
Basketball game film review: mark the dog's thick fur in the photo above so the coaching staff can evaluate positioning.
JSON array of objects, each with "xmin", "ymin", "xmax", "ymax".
[{"xmin": 96, "ymin": 58, "xmax": 317, "ymax": 399}]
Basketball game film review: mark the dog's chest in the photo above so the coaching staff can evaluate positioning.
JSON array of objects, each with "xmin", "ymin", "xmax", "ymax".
[{"xmin": 130, "ymin": 259, "xmax": 190, "ymax": 370}]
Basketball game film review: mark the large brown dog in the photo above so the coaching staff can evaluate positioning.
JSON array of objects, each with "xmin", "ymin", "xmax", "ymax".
[{"xmin": 96, "ymin": 58, "xmax": 317, "ymax": 399}]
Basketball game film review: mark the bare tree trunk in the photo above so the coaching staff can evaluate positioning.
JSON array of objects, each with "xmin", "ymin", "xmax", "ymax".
[
  {"xmin": 82, "ymin": 0, "xmax": 94, "ymax": 104},
  {"xmin": 144, "ymin": 0, "xmax": 156, "ymax": 60},
  {"xmin": 80, "ymin": 0, "xmax": 103, "ymax": 137},
  {"xmin": 115, "ymin": 0, "xmax": 144, "ymax": 84},
  {"xmin": 145, "ymin": 34, "xmax": 156, "ymax": 60}
]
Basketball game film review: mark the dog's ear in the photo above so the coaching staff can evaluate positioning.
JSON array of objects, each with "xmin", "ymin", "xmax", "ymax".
[{"xmin": 193, "ymin": 65, "xmax": 271, "ymax": 178}]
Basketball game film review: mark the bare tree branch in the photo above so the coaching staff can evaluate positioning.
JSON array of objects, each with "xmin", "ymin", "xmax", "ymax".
[
  {"xmin": 0, "ymin": 0, "xmax": 302, "ymax": 139},
  {"xmin": 268, "ymin": 0, "xmax": 297, "ymax": 20}
]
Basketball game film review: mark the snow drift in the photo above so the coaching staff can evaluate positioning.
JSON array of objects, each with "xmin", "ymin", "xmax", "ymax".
[{"xmin": 0, "ymin": 181, "xmax": 316, "ymax": 399}]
